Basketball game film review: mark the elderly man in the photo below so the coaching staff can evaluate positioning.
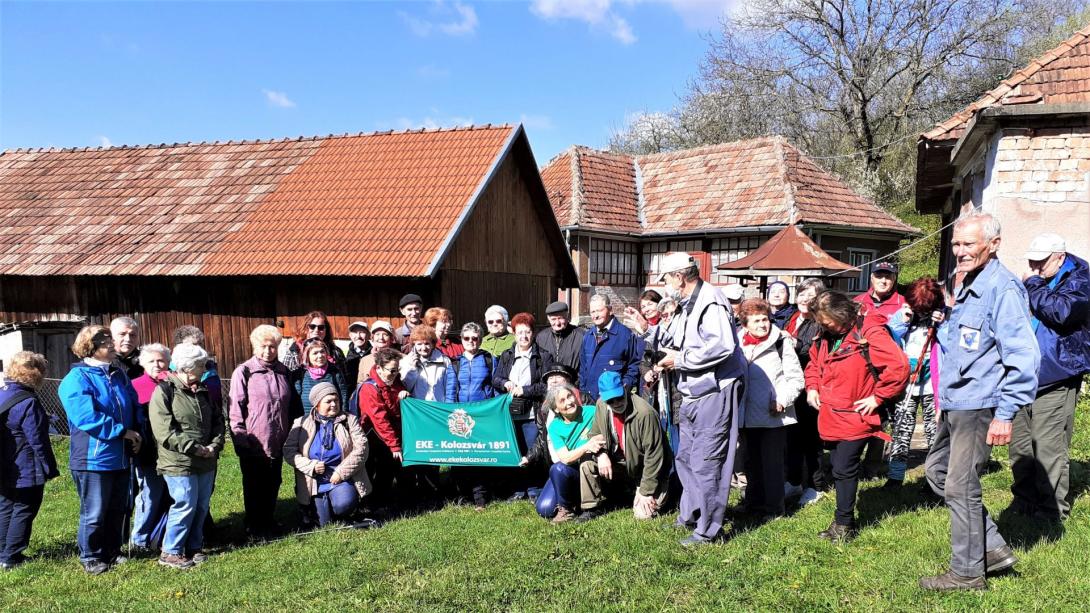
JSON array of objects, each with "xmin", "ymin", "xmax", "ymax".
[
  {"xmin": 110, "ymin": 317, "xmax": 143, "ymax": 380},
  {"xmin": 394, "ymin": 294, "xmax": 424, "ymax": 346},
  {"xmin": 656, "ymin": 252, "xmax": 746, "ymax": 546},
  {"xmin": 481, "ymin": 305, "xmax": 515, "ymax": 357},
  {"xmin": 854, "ymin": 261, "xmax": 906, "ymax": 318},
  {"xmin": 535, "ymin": 301, "xmax": 585, "ymax": 369},
  {"xmin": 920, "ymin": 211, "xmax": 1040, "ymax": 591},
  {"xmin": 578, "ymin": 294, "xmax": 641, "ymax": 403},
  {"xmin": 355, "ymin": 321, "xmax": 395, "ymax": 385},
  {"xmin": 343, "ymin": 321, "xmax": 372, "ymax": 385},
  {"xmin": 1010, "ymin": 233, "xmax": 1090, "ymax": 522},
  {"xmin": 575, "ymin": 371, "xmax": 671, "ymax": 523}
]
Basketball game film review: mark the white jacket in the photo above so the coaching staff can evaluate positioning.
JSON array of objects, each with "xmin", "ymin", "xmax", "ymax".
[{"xmin": 738, "ymin": 325, "xmax": 805, "ymax": 428}]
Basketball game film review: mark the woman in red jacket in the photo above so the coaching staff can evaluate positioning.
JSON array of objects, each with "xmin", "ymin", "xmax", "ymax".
[
  {"xmin": 357, "ymin": 347, "xmax": 409, "ymax": 513},
  {"xmin": 805, "ymin": 291, "xmax": 908, "ymax": 543}
]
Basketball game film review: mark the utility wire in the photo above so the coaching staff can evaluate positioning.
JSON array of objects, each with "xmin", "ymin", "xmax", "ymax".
[{"xmin": 826, "ymin": 217, "xmax": 957, "ymax": 277}]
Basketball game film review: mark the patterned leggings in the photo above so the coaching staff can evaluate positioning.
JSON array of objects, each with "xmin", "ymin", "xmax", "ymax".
[{"xmin": 889, "ymin": 393, "xmax": 937, "ymax": 463}]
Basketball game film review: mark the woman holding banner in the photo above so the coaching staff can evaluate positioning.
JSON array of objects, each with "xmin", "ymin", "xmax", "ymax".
[
  {"xmin": 400, "ymin": 326, "xmax": 457, "ymax": 403},
  {"xmin": 535, "ymin": 383, "xmax": 603, "ymax": 522}
]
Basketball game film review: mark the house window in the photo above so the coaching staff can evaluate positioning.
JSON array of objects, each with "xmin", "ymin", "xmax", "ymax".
[
  {"xmin": 642, "ymin": 241, "xmax": 669, "ymax": 285},
  {"xmin": 847, "ymin": 249, "xmax": 877, "ymax": 292},
  {"xmin": 590, "ymin": 238, "xmax": 639, "ymax": 286},
  {"xmin": 711, "ymin": 236, "xmax": 763, "ymax": 285}
]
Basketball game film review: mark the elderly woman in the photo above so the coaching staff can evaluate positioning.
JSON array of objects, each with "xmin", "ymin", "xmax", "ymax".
[
  {"xmin": 494, "ymin": 313, "xmax": 555, "ymax": 500},
  {"xmin": 805, "ymin": 291, "xmax": 908, "ymax": 542},
  {"xmin": 767, "ymin": 281, "xmax": 797, "ymax": 330},
  {"xmin": 282, "ymin": 310, "xmax": 347, "ymax": 374},
  {"xmin": 480, "ymin": 305, "xmax": 515, "ymax": 357},
  {"xmin": 172, "ymin": 325, "xmax": 222, "ymax": 407},
  {"xmin": 291, "ymin": 339, "xmax": 348, "ymax": 418},
  {"xmin": 534, "ymin": 383, "xmax": 602, "ymax": 522},
  {"xmin": 230, "ymin": 324, "xmax": 294, "ymax": 540},
  {"xmin": 400, "ymin": 326, "xmax": 457, "ymax": 402},
  {"xmin": 358, "ymin": 347, "xmax": 408, "ymax": 511},
  {"xmin": 783, "ymin": 278, "xmax": 827, "ymax": 503},
  {"xmin": 148, "ymin": 344, "xmax": 224, "ymax": 570},
  {"xmin": 0, "ymin": 352, "xmax": 59, "ymax": 570},
  {"xmin": 355, "ymin": 320, "xmax": 395, "ymax": 385},
  {"xmin": 425, "ymin": 307, "xmax": 464, "ymax": 360},
  {"xmin": 58, "ymin": 325, "xmax": 141, "ymax": 574},
  {"xmin": 284, "ymin": 382, "xmax": 371, "ymax": 527},
  {"xmin": 451, "ymin": 322, "xmax": 495, "ymax": 509},
  {"xmin": 736, "ymin": 299, "xmax": 805, "ymax": 520},
  {"xmin": 128, "ymin": 343, "xmax": 172, "ymax": 553}
]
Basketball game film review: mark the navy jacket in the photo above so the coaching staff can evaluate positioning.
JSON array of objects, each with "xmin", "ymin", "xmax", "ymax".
[
  {"xmin": 1025, "ymin": 252, "xmax": 1090, "ymax": 388},
  {"xmin": 578, "ymin": 317, "xmax": 642, "ymax": 402},
  {"xmin": 58, "ymin": 361, "xmax": 140, "ymax": 471},
  {"xmin": 0, "ymin": 381, "xmax": 59, "ymax": 488}
]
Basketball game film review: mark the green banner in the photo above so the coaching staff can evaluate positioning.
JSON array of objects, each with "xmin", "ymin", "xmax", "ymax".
[{"xmin": 400, "ymin": 395, "xmax": 522, "ymax": 467}]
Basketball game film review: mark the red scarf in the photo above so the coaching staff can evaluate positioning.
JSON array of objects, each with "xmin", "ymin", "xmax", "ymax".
[
  {"xmin": 785, "ymin": 311, "xmax": 803, "ymax": 336},
  {"xmin": 742, "ymin": 332, "xmax": 766, "ymax": 346}
]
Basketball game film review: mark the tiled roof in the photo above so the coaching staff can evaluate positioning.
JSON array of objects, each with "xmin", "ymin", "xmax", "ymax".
[
  {"xmin": 0, "ymin": 126, "xmax": 516, "ymax": 276},
  {"xmin": 540, "ymin": 137, "xmax": 916, "ymax": 235},
  {"xmin": 923, "ymin": 24, "xmax": 1090, "ymax": 142}
]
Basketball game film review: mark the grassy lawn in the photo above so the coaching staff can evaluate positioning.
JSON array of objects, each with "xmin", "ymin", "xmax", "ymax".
[{"xmin": 3, "ymin": 392, "xmax": 1089, "ymax": 612}]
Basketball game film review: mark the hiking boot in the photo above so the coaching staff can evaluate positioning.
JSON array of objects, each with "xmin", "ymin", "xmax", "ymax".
[
  {"xmin": 573, "ymin": 508, "xmax": 602, "ymax": 524},
  {"xmin": 81, "ymin": 560, "xmax": 109, "ymax": 575},
  {"xmin": 189, "ymin": 551, "xmax": 208, "ymax": 566},
  {"xmin": 158, "ymin": 554, "xmax": 195, "ymax": 570},
  {"xmin": 985, "ymin": 545, "xmax": 1018, "ymax": 575},
  {"xmin": 551, "ymin": 506, "xmax": 575, "ymax": 524},
  {"xmin": 919, "ymin": 569, "xmax": 986, "ymax": 591},
  {"xmin": 817, "ymin": 521, "xmax": 856, "ymax": 543}
]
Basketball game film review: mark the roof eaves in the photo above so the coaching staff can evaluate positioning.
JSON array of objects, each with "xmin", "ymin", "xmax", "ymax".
[{"xmin": 423, "ymin": 125, "xmax": 519, "ymax": 278}]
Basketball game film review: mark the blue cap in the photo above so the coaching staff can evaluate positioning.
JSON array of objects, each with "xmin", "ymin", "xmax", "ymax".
[{"xmin": 598, "ymin": 371, "xmax": 625, "ymax": 402}]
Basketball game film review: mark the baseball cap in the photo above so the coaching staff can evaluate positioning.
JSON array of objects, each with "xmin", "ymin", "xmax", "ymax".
[
  {"xmin": 872, "ymin": 261, "xmax": 898, "ymax": 275},
  {"xmin": 371, "ymin": 320, "xmax": 394, "ymax": 335},
  {"xmin": 657, "ymin": 252, "xmax": 695, "ymax": 283},
  {"xmin": 1024, "ymin": 233, "xmax": 1066, "ymax": 260},
  {"xmin": 348, "ymin": 321, "xmax": 369, "ymax": 332},
  {"xmin": 598, "ymin": 371, "xmax": 625, "ymax": 402}
]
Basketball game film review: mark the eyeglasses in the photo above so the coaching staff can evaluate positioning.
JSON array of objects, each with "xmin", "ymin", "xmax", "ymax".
[
  {"xmin": 308, "ymin": 324, "xmax": 327, "ymax": 331},
  {"xmin": 461, "ymin": 336, "xmax": 480, "ymax": 342},
  {"xmin": 486, "ymin": 319, "xmax": 503, "ymax": 325}
]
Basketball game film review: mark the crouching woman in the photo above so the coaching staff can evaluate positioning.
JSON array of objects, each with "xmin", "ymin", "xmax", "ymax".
[
  {"xmin": 535, "ymin": 383, "xmax": 603, "ymax": 522},
  {"xmin": 284, "ymin": 382, "xmax": 371, "ymax": 527},
  {"xmin": 149, "ymin": 344, "xmax": 225, "ymax": 570}
]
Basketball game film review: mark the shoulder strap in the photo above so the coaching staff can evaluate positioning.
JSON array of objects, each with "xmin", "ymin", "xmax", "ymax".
[
  {"xmin": 851, "ymin": 324, "xmax": 882, "ymax": 383},
  {"xmin": 774, "ymin": 336, "xmax": 784, "ymax": 360},
  {"xmin": 157, "ymin": 380, "xmax": 176, "ymax": 409},
  {"xmin": 0, "ymin": 390, "xmax": 34, "ymax": 417}
]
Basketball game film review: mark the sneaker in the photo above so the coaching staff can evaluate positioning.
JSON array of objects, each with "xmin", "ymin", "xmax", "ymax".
[
  {"xmin": 551, "ymin": 506, "xmax": 576, "ymax": 524},
  {"xmin": 109, "ymin": 555, "xmax": 128, "ymax": 566},
  {"xmin": 680, "ymin": 534, "xmax": 714, "ymax": 547},
  {"xmin": 158, "ymin": 553, "xmax": 195, "ymax": 570},
  {"xmin": 783, "ymin": 482, "xmax": 804, "ymax": 500},
  {"xmin": 730, "ymin": 473, "xmax": 748, "ymax": 489},
  {"xmin": 189, "ymin": 551, "xmax": 208, "ymax": 566},
  {"xmin": 918, "ymin": 569, "xmax": 986, "ymax": 591},
  {"xmin": 81, "ymin": 560, "xmax": 110, "ymax": 575},
  {"xmin": 798, "ymin": 488, "xmax": 823, "ymax": 506},
  {"xmin": 573, "ymin": 508, "xmax": 601, "ymax": 524}
]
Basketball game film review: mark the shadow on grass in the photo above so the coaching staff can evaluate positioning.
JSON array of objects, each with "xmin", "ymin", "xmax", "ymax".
[{"xmin": 994, "ymin": 459, "xmax": 1089, "ymax": 549}]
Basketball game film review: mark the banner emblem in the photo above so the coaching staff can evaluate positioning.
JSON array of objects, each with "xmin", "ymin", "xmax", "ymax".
[{"xmin": 448, "ymin": 408, "xmax": 476, "ymax": 438}]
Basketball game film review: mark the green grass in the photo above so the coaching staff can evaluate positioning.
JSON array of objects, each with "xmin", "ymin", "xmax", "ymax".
[{"xmin": 4, "ymin": 392, "xmax": 1089, "ymax": 612}]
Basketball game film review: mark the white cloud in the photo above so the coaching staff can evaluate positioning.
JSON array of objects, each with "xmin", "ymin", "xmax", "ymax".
[
  {"xmin": 400, "ymin": 1, "xmax": 478, "ymax": 37},
  {"xmin": 519, "ymin": 113, "xmax": 555, "ymax": 131},
  {"xmin": 381, "ymin": 112, "xmax": 476, "ymax": 131},
  {"xmin": 97, "ymin": 135, "xmax": 113, "ymax": 148},
  {"xmin": 530, "ymin": 0, "xmax": 738, "ymax": 42},
  {"xmin": 262, "ymin": 89, "xmax": 296, "ymax": 109}
]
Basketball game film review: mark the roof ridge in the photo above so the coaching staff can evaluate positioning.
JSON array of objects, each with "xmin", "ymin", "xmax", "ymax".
[
  {"xmin": 1, "ymin": 123, "xmax": 515, "ymax": 155},
  {"xmin": 636, "ymin": 136, "xmax": 778, "ymax": 162},
  {"xmin": 773, "ymin": 136, "xmax": 798, "ymax": 225},
  {"xmin": 570, "ymin": 147, "xmax": 585, "ymax": 227},
  {"xmin": 633, "ymin": 157, "xmax": 647, "ymax": 229}
]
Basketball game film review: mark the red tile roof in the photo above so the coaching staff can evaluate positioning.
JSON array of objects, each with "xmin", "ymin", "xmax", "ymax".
[
  {"xmin": 0, "ymin": 126, "xmax": 517, "ymax": 277},
  {"xmin": 540, "ymin": 137, "xmax": 916, "ymax": 235},
  {"xmin": 923, "ymin": 24, "xmax": 1090, "ymax": 142},
  {"xmin": 717, "ymin": 224, "xmax": 855, "ymax": 275}
]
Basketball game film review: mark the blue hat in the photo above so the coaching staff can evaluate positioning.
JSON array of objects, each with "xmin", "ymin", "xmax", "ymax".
[{"xmin": 598, "ymin": 371, "xmax": 625, "ymax": 402}]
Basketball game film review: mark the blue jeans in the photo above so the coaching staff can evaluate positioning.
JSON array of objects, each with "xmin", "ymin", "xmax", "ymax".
[
  {"xmin": 313, "ymin": 482, "xmax": 360, "ymax": 526},
  {"xmin": 71, "ymin": 469, "xmax": 129, "ymax": 564},
  {"xmin": 130, "ymin": 463, "xmax": 169, "ymax": 548},
  {"xmin": 162, "ymin": 471, "xmax": 215, "ymax": 555},
  {"xmin": 536, "ymin": 462, "xmax": 580, "ymax": 518}
]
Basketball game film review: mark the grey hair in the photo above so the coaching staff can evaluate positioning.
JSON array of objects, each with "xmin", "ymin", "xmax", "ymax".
[
  {"xmin": 542, "ymin": 382, "xmax": 581, "ymax": 414},
  {"xmin": 138, "ymin": 343, "xmax": 171, "ymax": 367},
  {"xmin": 172, "ymin": 343, "xmax": 209, "ymax": 373},
  {"xmin": 795, "ymin": 277, "xmax": 826, "ymax": 295},
  {"xmin": 484, "ymin": 304, "xmax": 509, "ymax": 322},
  {"xmin": 110, "ymin": 316, "xmax": 139, "ymax": 331},
  {"xmin": 589, "ymin": 293, "xmax": 612, "ymax": 308},
  {"xmin": 954, "ymin": 209, "xmax": 1002, "ymax": 241},
  {"xmin": 681, "ymin": 263, "xmax": 701, "ymax": 282},
  {"xmin": 172, "ymin": 325, "xmax": 205, "ymax": 347},
  {"xmin": 461, "ymin": 322, "xmax": 483, "ymax": 337}
]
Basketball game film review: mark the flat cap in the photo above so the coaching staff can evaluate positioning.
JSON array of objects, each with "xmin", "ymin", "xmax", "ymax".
[{"xmin": 545, "ymin": 301, "xmax": 570, "ymax": 315}]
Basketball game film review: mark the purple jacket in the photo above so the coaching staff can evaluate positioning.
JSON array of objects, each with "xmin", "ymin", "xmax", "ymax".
[{"xmin": 229, "ymin": 356, "xmax": 294, "ymax": 459}]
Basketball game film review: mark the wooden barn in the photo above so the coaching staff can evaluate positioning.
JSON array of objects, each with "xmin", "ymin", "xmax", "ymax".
[{"xmin": 0, "ymin": 124, "xmax": 578, "ymax": 377}]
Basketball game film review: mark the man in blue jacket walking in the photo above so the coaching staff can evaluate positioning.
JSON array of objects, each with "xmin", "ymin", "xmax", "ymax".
[
  {"xmin": 1011, "ymin": 233, "xmax": 1090, "ymax": 521},
  {"xmin": 578, "ymin": 294, "xmax": 641, "ymax": 403}
]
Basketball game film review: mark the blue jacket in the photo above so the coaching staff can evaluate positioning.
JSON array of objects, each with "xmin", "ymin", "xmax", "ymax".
[
  {"xmin": 1025, "ymin": 252, "xmax": 1090, "ymax": 388},
  {"xmin": 1, "ymin": 381, "xmax": 59, "ymax": 488},
  {"xmin": 454, "ymin": 352, "xmax": 495, "ymax": 403},
  {"xmin": 938, "ymin": 259, "xmax": 1040, "ymax": 421},
  {"xmin": 578, "ymin": 317, "xmax": 642, "ymax": 402},
  {"xmin": 59, "ymin": 361, "xmax": 140, "ymax": 471}
]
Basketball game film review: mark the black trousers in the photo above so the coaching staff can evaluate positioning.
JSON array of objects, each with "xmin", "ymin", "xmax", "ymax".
[
  {"xmin": 237, "ymin": 455, "xmax": 283, "ymax": 534},
  {"xmin": 828, "ymin": 438, "xmax": 869, "ymax": 526},
  {"xmin": 365, "ymin": 432, "xmax": 440, "ymax": 510},
  {"xmin": 741, "ymin": 427, "xmax": 787, "ymax": 515},
  {"xmin": 785, "ymin": 400, "xmax": 822, "ymax": 489},
  {"xmin": 0, "ymin": 485, "xmax": 44, "ymax": 564}
]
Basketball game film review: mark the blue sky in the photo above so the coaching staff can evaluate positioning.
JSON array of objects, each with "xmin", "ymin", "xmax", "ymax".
[{"xmin": 1, "ymin": 1, "xmax": 734, "ymax": 164}]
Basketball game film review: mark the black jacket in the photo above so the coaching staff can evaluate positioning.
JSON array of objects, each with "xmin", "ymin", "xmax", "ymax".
[{"xmin": 534, "ymin": 325, "xmax": 584, "ymax": 370}]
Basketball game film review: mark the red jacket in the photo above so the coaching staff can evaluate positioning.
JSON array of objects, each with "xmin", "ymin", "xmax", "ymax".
[
  {"xmin": 358, "ymin": 365, "xmax": 406, "ymax": 453},
  {"xmin": 804, "ymin": 311, "xmax": 909, "ymax": 442},
  {"xmin": 853, "ymin": 290, "xmax": 906, "ymax": 320}
]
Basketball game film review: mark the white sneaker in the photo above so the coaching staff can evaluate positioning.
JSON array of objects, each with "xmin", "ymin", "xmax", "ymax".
[
  {"xmin": 783, "ymin": 482, "xmax": 804, "ymax": 499},
  {"xmin": 798, "ymin": 488, "xmax": 823, "ymax": 506}
]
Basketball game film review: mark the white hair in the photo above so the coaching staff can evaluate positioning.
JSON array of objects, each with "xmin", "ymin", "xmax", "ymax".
[
  {"xmin": 110, "ymin": 316, "xmax": 139, "ymax": 331},
  {"xmin": 590, "ymin": 293, "xmax": 612, "ymax": 308},
  {"xmin": 172, "ymin": 343, "xmax": 209, "ymax": 373},
  {"xmin": 954, "ymin": 209, "xmax": 1002, "ymax": 241},
  {"xmin": 138, "ymin": 343, "xmax": 171, "ymax": 368},
  {"xmin": 485, "ymin": 305, "xmax": 509, "ymax": 322},
  {"xmin": 250, "ymin": 324, "xmax": 283, "ymax": 349}
]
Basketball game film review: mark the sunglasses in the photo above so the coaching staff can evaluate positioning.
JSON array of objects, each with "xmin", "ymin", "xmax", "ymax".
[
  {"xmin": 462, "ymin": 336, "xmax": 480, "ymax": 342},
  {"xmin": 486, "ymin": 319, "xmax": 504, "ymax": 325},
  {"xmin": 308, "ymin": 324, "xmax": 327, "ymax": 331}
]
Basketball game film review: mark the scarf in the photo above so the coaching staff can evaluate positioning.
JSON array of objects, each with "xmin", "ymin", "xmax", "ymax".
[
  {"xmin": 306, "ymin": 364, "xmax": 328, "ymax": 380},
  {"xmin": 315, "ymin": 415, "xmax": 336, "ymax": 451},
  {"xmin": 742, "ymin": 332, "xmax": 766, "ymax": 346}
]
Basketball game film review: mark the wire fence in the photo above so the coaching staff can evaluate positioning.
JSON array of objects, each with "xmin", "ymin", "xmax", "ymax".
[{"xmin": 38, "ymin": 378, "xmax": 70, "ymax": 436}]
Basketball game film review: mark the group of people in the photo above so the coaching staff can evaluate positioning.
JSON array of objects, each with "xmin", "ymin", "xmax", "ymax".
[{"xmin": 0, "ymin": 210, "xmax": 1086, "ymax": 592}]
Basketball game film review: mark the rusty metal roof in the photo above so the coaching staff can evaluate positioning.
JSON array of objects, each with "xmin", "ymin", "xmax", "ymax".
[{"xmin": 716, "ymin": 224, "xmax": 855, "ymax": 276}]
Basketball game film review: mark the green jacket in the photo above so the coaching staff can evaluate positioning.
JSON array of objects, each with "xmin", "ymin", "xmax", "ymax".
[
  {"xmin": 590, "ymin": 392, "xmax": 671, "ymax": 498},
  {"xmin": 149, "ymin": 374, "xmax": 225, "ymax": 476},
  {"xmin": 481, "ymin": 332, "xmax": 515, "ymax": 358}
]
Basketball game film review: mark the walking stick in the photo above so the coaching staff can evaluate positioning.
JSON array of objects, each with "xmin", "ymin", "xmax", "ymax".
[{"xmin": 893, "ymin": 324, "xmax": 936, "ymax": 442}]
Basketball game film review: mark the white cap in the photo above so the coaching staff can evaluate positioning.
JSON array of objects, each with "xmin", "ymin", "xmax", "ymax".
[
  {"xmin": 348, "ymin": 320, "xmax": 369, "ymax": 331},
  {"xmin": 1024, "ymin": 233, "xmax": 1066, "ymax": 260},
  {"xmin": 370, "ymin": 320, "xmax": 394, "ymax": 335},
  {"xmin": 657, "ymin": 252, "xmax": 696, "ymax": 283},
  {"xmin": 723, "ymin": 284, "xmax": 745, "ymax": 301}
]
